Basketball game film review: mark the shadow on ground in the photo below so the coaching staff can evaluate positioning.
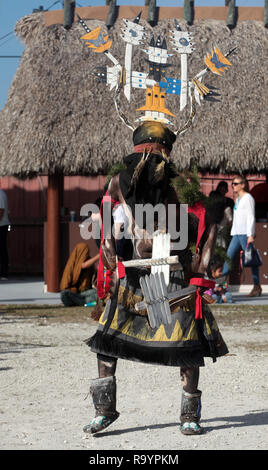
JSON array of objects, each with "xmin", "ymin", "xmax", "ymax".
[{"xmin": 91, "ymin": 409, "xmax": 268, "ymax": 438}]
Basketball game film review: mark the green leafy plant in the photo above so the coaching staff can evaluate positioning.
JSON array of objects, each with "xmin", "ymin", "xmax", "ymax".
[
  {"xmin": 211, "ymin": 245, "xmax": 232, "ymax": 269},
  {"xmin": 105, "ymin": 162, "xmax": 127, "ymax": 188},
  {"xmin": 172, "ymin": 165, "xmax": 206, "ymax": 206}
]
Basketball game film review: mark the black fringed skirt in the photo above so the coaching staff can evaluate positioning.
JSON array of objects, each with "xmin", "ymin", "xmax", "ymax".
[{"xmin": 85, "ymin": 268, "xmax": 228, "ymax": 368}]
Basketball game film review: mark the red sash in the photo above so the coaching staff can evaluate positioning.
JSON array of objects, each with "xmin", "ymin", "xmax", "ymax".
[
  {"xmin": 190, "ymin": 278, "xmax": 215, "ymax": 319},
  {"xmin": 97, "ymin": 192, "xmax": 125, "ymax": 299}
]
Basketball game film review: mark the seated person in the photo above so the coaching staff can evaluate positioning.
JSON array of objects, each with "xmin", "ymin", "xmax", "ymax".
[
  {"xmin": 60, "ymin": 242, "xmax": 99, "ymax": 307},
  {"xmin": 205, "ymin": 260, "xmax": 233, "ymax": 304}
]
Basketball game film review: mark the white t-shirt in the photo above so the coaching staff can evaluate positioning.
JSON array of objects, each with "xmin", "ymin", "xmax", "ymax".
[
  {"xmin": 112, "ymin": 204, "xmax": 131, "ymax": 240},
  {"xmin": 113, "ymin": 204, "xmax": 127, "ymax": 226},
  {"xmin": 0, "ymin": 189, "xmax": 10, "ymax": 226},
  {"xmin": 231, "ymin": 192, "xmax": 255, "ymax": 237}
]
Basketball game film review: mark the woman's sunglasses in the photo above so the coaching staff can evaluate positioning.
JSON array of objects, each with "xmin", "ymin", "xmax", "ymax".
[{"xmin": 232, "ymin": 182, "xmax": 241, "ymax": 186}]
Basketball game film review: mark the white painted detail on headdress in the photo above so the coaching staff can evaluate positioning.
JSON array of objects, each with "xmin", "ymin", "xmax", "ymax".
[
  {"xmin": 121, "ymin": 19, "xmax": 145, "ymax": 101},
  {"xmin": 142, "ymin": 47, "xmax": 171, "ymax": 64},
  {"xmin": 121, "ymin": 19, "xmax": 145, "ymax": 46},
  {"xmin": 189, "ymin": 81, "xmax": 203, "ymax": 106},
  {"xmin": 180, "ymin": 53, "xmax": 188, "ymax": 111},
  {"xmin": 168, "ymin": 30, "xmax": 195, "ymax": 110},
  {"xmin": 124, "ymin": 43, "xmax": 132, "ymax": 101},
  {"xmin": 105, "ymin": 51, "xmax": 121, "ymax": 68},
  {"xmin": 130, "ymin": 71, "xmax": 148, "ymax": 89},
  {"xmin": 135, "ymin": 112, "xmax": 173, "ymax": 125},
  {"xmin": 129, "ymin": 72, "xmax": 156, "ymax": 90},
  {"xmin": 195, "ymin": 68, "xmax": 208, "ymax": 80},
  {"xmin": 169, "ymin": 31, "xmax": 194, "ymax": 55},
  {"xmin": 106, "ymin": 65, "xmax": 121, "ymax": 90}
]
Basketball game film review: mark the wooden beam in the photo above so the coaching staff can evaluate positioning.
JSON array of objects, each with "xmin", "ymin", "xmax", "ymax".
[
  {"xmin": 106, "ymin": 0, "xmax": 117, "ymax": 29},
  {"xmin": 63, "ymin": 0, "xmax": 75, "ymax": 29},
  {"xmin": 265, "ymin": 0, "xmax": 268, "ymax": 28},
  {"xmin": 184, "ymin": 0, "xmax": 194, "ymax": 26},
  {"xmin": 147, "ymin": 0, "xmax": 158, "ymax": 26},
  {"xmin": 226, "ymin": 0, "xmax": 237, "ymax": 29},
  {"xmin": 46, "ymin": 174, "xmax": 61, "ymax": 292}
]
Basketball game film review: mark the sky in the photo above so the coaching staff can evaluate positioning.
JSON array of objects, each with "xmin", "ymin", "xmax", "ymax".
[{"xmin": 0, "ymin": 0, "xmax": 264, "ymax": 109}]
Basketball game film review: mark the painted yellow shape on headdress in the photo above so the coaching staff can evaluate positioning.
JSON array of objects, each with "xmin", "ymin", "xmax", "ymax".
[
  {"xmin": 192, "ymin": 78, "xmax": 210, "ymax": 97},
  {"xmin": 81, "ymin": 26, "xmax": 112, "ymax": 53},
  {"xmin": 138, "ymin": 121, "xmax": 168, "ymax": 139},
  {"xmin": 137, "ymin": 85, "xmax": 176, "ymax": 117},
  {"xmin": 204, "ymin": 47, "xmax": 232, "ymax": 75}
]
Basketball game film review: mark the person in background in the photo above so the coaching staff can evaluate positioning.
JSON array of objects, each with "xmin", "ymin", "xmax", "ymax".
[
  {"xmin": 215, "ymin": 181, "xmax": 234, "ymax": 211},
  {"xmin": 60, "ymin": 242, "xmax": 99, "ymax": 306},
  {"xmin": 208, "ymin": 188, "xmax": 232, "ymax": 249},
  {"xmin": 214, "ymin": 181, "xmax": 234, "ymax": 249},
  {"xmin": 0, "ymin": 188, "xmax": 10, "ymax": 280},
  {"xmin": 221, "ymin": 175, "xmax": 262, "ymax": 297}
]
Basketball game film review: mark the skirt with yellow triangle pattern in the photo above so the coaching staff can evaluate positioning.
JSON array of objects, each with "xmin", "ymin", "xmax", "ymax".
[{"xmin": 85, "ymin": 268, "xmax": 228, "ymax": 367}]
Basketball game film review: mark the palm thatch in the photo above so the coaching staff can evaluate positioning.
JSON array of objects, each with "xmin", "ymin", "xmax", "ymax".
[{"xmin": 0, "ymin": 11, "xmax": 267, "ymax": 178}]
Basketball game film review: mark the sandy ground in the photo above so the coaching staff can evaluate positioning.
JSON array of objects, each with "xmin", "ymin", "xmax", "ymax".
[{"xmin": 0, "ymin": 304, "xmax": 267, "ymax": 451}]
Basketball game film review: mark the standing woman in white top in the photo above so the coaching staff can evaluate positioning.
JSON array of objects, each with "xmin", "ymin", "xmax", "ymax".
[
  {"xmin": 221, "ymin": 175, "xmax": 262, "ymax": 297},
  {"xmin": 0, "ymin": 188, "xmax": 10, "ymax": 280}
]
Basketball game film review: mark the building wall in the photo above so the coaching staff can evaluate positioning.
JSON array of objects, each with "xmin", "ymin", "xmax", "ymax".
[{"xmin": 0, "ymin": 173, "xmax": 266, "ymax": 279}]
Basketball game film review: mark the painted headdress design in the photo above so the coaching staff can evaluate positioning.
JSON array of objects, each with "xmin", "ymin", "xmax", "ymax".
[{"xmin": 77, "ymin": 12, "xmax": 235, "ymax": 136}]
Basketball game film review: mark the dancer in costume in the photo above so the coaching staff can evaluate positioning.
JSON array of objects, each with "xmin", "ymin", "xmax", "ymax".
[
  {"xmin": 77, "ymin": 12, "xmax": 235, "ymax": 435},
  {"xmin": 83, "ymin": 121, "xmax": 228, "ymax": 436}
]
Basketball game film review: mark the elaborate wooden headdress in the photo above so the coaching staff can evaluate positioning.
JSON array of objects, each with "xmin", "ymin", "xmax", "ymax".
[{"xmin": 77, "ymin": 12, "xmax": 235, "ymax": 140}]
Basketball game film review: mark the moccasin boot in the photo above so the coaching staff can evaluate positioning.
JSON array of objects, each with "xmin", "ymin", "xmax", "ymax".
[
  {"xmin": 83, "ymin": 376, "xmax": 120, "ymax": 434},
  {"xmin": 180, "ymin": 388, "xmax": 203, "ymax": 435}
]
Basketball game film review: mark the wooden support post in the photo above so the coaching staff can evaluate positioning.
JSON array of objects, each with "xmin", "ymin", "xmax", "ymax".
[
  {"xmin": 265, "ymin": 0, "xmax": 268, "ymax": 29},
  {"xmin": 46, "ymin": 174, "xmax": 61, "ymax": 292},
  {"xmin": 63, "ymin": 0, "xmax": 75, "ymax": 29},
  {"xmin": 226, "ymin": 0, "xmax": 237, "ymax": 29},
  {"xmin": 184, "ymin": 0, "xmax": 194, "ymax": 26},
  {"xmin": 106, "ymin": 0, "xmax": 117, "ymax": 29},
  {"xmin": 147, "ymin": 0, "xmax": 158, "ymax": 26}
]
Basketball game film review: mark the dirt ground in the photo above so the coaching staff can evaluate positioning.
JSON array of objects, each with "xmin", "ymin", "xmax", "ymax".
[{"xmin": 0, "ymin": 304, "xmax": 267, "ymax": 451}]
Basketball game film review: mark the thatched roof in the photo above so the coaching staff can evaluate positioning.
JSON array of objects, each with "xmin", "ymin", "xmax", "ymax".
[{"xmin": 0, "ymin": 9, "xmax": 267, "ymax": 177}]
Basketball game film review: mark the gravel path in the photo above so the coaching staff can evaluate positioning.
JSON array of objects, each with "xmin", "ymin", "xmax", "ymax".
[{"xmin": 0, "ymin": 306, "xmax": 267, "ymax": 450}]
